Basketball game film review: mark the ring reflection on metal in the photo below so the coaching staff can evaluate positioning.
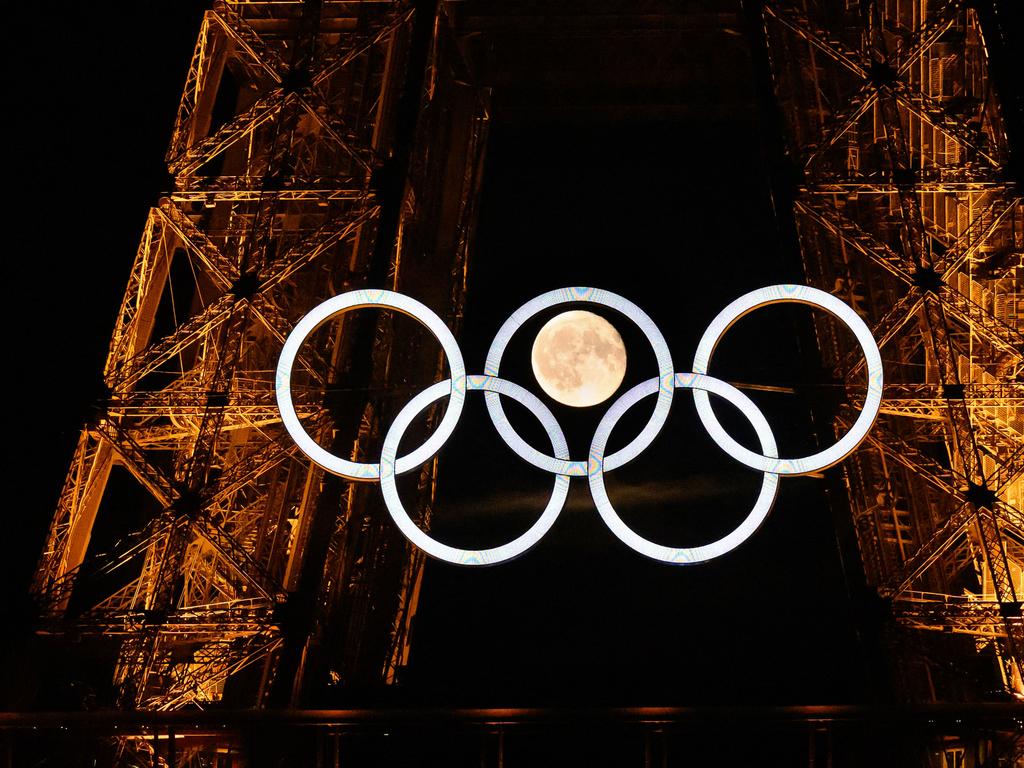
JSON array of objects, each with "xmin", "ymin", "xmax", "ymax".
[
  {"xmin": 275, "ymin": 284, "xmax": 881, "ymax": 566},
  {"xmin": 691, "ymin": 284, "xmax": 883, "ymax": 475},
  {"xmin": 274, "ymin": 288, "xmax": 466, "ymax": 481},
  {"xmin": 379, "ymin": 376, "xmax": 570, "ymax": 565},
  {"xmin": 589, "ymin": 373, "xmax": 779, "ymax": 564}
]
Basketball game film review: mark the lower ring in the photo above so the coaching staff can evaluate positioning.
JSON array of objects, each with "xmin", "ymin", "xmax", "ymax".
[
  {"xmin": 588, "ymin": 373, "xmax": 780, "ymax": 564},
  {"xmin": 379, "ymin": 375, "xmax": 571, "ymax": 565}
]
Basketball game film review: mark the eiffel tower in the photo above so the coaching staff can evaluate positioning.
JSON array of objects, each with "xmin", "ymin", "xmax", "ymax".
[
  {"xmin": 763, "ymin": 0, "xmax": 1023, "ymax": 700},
  {"xmin": 29, "ymin": 0, "xmax": 487, "ymax": 718},
  {"xmin": 10, "ymin": 1, "xmax": 1023, "ymax": 766}
]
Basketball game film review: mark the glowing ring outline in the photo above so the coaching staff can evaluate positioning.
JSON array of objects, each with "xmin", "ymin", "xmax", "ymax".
[
  {"xmin": 274, "ymin": 289, "xmax": 466, "ymax": 480},
  {"xmin": 483, "ymin": 287, "xmax": 674, "ymax": 477},
  {"xmin": 379, "ymin": 375, "xmax": 570, "ymax": 565},
  {"xmin": 691, "ymin": 284, "xmax": 883, "ymax": 476},
  {"xmin": 588, "ymin": 373, "xmax": 780, "ymax": 564},
  {"xmin": 274, "ymin": 285, "xmax": 883, "ymax": 565}
]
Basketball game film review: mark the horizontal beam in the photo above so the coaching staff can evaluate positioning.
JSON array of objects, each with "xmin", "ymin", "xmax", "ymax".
[{"xmin": 3, "ymin": 704, "xmax": 1022, "ymax": 730}]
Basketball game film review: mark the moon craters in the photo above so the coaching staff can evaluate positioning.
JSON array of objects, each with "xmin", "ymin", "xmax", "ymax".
[{"xmin": 531, "ymin": 310, "xmax": 627, "ymax": 407}]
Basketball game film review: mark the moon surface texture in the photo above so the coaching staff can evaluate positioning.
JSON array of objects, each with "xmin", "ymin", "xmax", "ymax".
[{"xmin": 531, "ymin": 310, "xmax": 627, "ymax": 407}]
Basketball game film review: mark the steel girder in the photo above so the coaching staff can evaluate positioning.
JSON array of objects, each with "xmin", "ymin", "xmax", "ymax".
[
  {"xmin": 29, "ymin": 0, "xmax": 481, "ymax": 713},
  {"xmin": 764, "ymin": 0, "xmax": 1023, "ymax": 702}
]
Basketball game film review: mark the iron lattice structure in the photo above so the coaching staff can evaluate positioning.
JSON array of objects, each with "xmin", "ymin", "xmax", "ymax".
[
  {"xmin": 30, "ymin": 0, "xmax": 488, "ymax": 719},
  {"xmin": 22, "ymin": 0, "xmax": 1024, "ymax": 765},
  {"xmin": 763, "ymin": 0, "xmax": 1023, "ymax": 707}
]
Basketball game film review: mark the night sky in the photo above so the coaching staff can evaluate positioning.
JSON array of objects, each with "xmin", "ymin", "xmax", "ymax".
[
  {"xmin": 5, "ymin": 1, "xmax": 1021, "ymax": 713},
  {"xmin": 7, "ymin": 3, "xmax": 208, "ymax": 611}
]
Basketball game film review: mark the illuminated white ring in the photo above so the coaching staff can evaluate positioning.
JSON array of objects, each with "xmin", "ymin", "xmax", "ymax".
[
  {"xmin": 691, "ymin": 284, "xmax": 882, "ymax": 475},
  {"xmin": 275, "ymin": 289, "xmax": 466, "ymax": 480},
  {"xmin": 588, "ymin": 373, "xmax": 780, "ymax": 564},
  {"xmin": 484, "ymin": 287, "xmax": 674, "ymax": 477},
  {"xmin": 379, "ymin": 375, "xmax": 570, "ymax": 565}
]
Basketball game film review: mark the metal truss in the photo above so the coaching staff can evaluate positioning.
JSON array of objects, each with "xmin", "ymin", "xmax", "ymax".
[
  {"xmin": 30, "ymin": 0, "xmax": 490, "ymax": 721},
  {"xmin": 764, "ymin": 0, "xmax": 1023, "ymax": 708}
]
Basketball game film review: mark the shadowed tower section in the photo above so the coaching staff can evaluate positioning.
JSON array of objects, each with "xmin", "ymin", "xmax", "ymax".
[
  {"xmin": 762, "ymin": 0, "xmax": 1023, "ymax": 737},
  {"xmin": 28, "ymin": 0, "xmax": 489, "ymax": 732}
]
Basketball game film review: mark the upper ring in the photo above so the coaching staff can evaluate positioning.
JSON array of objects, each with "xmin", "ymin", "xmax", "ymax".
[
  {"xmin": 275, "ymin": 289, "xmax": 467, "ymax": 480},
  {"xmin": 691, "ymin": 284, "xmax": 883, "ymax": 475},
  {"xmin": 483, "ymin": 287, "xmax": 675, "ymax": 477}
]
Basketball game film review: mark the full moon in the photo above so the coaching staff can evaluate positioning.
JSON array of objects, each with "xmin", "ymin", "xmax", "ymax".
[{"xmin": 531, "ymin": 310, "xmax": 627, "ymax": 407}]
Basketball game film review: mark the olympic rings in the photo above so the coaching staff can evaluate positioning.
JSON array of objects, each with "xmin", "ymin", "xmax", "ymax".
[{"xmin": 275, "ymin": 284, "xmax": 883, "ymax": 566}]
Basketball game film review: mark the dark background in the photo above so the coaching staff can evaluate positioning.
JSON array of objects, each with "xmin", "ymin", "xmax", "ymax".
[
  {"xmin": 5, "ymin": 1, "xmax": 1022, "ymax": 711},
  {"xmin": 400, "ymin": 117, "xmax": 865, "ymax": 705}
]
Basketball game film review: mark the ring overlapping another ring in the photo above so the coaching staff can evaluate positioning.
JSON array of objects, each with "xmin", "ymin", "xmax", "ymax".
[
  {"xmin": 274, "ymin": 284, "xmax": 884, "ymax": 567},
  {"xmin": 380, "ymin": 375, "xmax": 570, "ymax": 565},
  {"xmin": 589, "ymin": 373, "xmax": 779, "ymax": 564},
  {"xmin": 691, "ymin": 284, "xmax": 883, "ymax": 476},
  {"xmin": 274, "ymin": 289, "xmax": 466, "ymax": 481},
  {"xmin": 483, "ymin": 287, "xmax": 675, "ymax": 477}
]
